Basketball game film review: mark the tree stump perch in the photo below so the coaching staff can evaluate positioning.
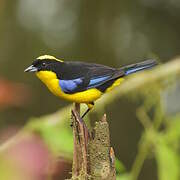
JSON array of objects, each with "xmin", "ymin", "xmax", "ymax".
[{"xmin": 70, "ymin": 103, "xmax": 116, "ymax": 180}]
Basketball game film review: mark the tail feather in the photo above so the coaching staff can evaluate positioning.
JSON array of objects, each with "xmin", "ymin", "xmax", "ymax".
[{"xmin": 121, "ymin": 59, "xmax": 157, "ymax": 76}]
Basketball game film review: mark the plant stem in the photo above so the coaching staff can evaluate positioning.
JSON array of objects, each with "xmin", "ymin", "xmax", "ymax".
[{"xmin": 131, "ymin": 139, "xmax": 149, "ymax": 180}]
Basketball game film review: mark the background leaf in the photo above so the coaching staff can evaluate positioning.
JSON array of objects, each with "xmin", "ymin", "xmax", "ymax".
[{"xmin": 155, "ymin": 140, "xmax": 179, "ymax": 180}]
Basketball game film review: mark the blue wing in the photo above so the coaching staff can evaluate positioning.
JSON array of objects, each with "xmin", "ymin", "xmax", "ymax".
[
  {"xmin": 59, "ymin": 75, "xmax": 111, "ymax": 94},
  {"xmin": 88, "ymin": 76, "xmax": 110, "ymax": 87},
  {"xmin": 59, "ymin": 78, "xmax": 83, "ymax": 93}
]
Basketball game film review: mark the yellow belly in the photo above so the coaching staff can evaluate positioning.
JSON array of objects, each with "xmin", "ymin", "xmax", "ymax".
[
  {"xmin": 48, "ymin": 79, "xmax": 102, "ymax": 103},
  {"xmin": 36, "ymin": 71, "xmax": 124, "ymax": 103},
  {"xmin": 36, "ymin": 71, "xmax": 102, "ymax": 103}
]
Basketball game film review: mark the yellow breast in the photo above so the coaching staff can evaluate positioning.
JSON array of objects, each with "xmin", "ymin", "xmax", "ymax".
[{"xmin": 35, "ymin": 71, "xmax": 102, "ymax": 103}]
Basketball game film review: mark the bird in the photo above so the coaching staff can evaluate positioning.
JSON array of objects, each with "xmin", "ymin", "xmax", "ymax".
[{"xmin": 24, "ymin": 55, "xmax": 157, "ymax": 118}]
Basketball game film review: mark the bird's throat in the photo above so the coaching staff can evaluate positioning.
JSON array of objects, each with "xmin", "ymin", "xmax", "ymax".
[
  {"xmin": 36, "ymin": 71, "xmax": 57, "ymax": 85},
  {"xmin": 36, "ymin": 70, "xmax": 62, "ymax": 97}
]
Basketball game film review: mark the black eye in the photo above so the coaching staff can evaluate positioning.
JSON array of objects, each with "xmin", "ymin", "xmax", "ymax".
[{"xmin": 42, "ymin": 62, "xmax": 46, "ymax": 66}]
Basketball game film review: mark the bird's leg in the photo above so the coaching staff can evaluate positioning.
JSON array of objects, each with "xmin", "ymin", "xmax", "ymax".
[{"xmin": 81, "ymin": 102, "xmax": 94, "ymax": 119}]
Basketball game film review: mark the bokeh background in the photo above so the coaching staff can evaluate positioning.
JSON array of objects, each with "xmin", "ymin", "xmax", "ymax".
[{"xmin": 0, "ymin": 1, "xmax": 180, "ymax": 180}]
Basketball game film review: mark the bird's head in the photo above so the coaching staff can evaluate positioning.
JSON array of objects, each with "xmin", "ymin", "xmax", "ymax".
[{"xmin": 24, "ymin": 55, "xmax": 63, "ymax": 73}]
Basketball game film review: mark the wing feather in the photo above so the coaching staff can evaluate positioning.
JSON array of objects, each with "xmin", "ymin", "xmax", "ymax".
[{"xmin": 57, "ymin": 61, "xmax": 124, "ymax": 94}]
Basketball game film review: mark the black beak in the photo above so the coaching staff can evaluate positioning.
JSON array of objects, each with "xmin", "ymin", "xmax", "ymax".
[{"xmin": 24, "ymin": 65, "xmax": 38, "ymax": 72}]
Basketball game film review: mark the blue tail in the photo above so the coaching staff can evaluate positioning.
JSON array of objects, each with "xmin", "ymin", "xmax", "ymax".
[{"xmin": 122, "ymin": 59, "xmax": 157, "ymax": 76}]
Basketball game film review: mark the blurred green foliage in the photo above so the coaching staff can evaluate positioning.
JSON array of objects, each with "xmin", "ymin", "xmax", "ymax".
[{"xmin": 26, "ymin": 106, "xmax": 73, "ymax": 160}]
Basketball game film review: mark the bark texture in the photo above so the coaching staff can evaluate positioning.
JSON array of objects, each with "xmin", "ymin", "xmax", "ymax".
[{"xmin": 71, "ymin": 103, "xmax": 116, "ymax": 180}]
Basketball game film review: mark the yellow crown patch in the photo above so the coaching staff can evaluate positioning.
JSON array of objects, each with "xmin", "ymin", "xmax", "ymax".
[{"xmin": 37, "ymin": 55, "xmax": 63, "ymax": 62}]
